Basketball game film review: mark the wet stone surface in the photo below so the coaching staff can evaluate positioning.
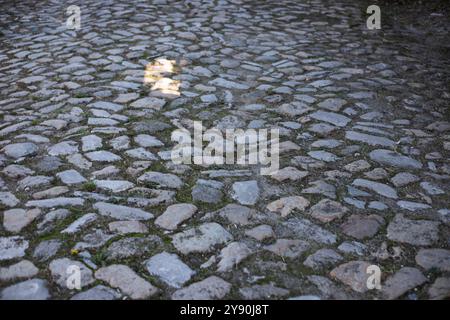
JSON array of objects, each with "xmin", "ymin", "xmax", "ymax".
[{"xmin": 0, "ymin": 0, "xmax": 449, "ymax": 300}]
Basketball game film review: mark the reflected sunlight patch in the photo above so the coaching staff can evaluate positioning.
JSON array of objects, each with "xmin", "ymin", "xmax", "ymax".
[{"xmin": 144, "ymin": 58, "xmax": 181, "ymax": 98}]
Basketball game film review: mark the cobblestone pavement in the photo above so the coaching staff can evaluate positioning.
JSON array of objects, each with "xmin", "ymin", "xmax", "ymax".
[{"xmin": 0, "ymin": 0, "xmax": 449, "ymax": 300}]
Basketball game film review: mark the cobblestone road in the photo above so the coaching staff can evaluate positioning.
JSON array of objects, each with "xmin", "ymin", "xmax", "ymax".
[{"xmin": 0, "ymin": 0, "xmax": 449, "ymax": 300}]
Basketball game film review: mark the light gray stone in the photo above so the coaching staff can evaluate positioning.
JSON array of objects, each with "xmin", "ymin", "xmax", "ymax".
[
  {"xmin": 382, "ymin": 267, "xmax": 426, "ymax": 299},
  {"xmin": 387, "ymin": 214, "xmax": 440, "ymax": 246},
  {"xmin": 352, "ymin": 179, "xmax": 398, "ymax": 199},
  {"xmin": 145, "ymin": 252, "xmax": 195, "ymax": 288},
  {"xmin": 0, "ymin": 260, "xmax": 39, "ymax": 281},
  {"xmin": 172, "ymin": 222, "xmax": 232, "ymax": 254},
  {"xmin": 0, "ymin": 236, "xmax": 29, "ymax": 261},
  {"xmin": 369, "ymin": 149, "xmax": 422, "ymax": 169},
  {"xmin": 217, "ymin": 242, "xmax": 252, "ymax": 272},
  {"xmin": 0, "ymin": 279, "xmax": 50, "ymax": 300},
  {"xmin": 137, "ymin": 171, "xmax": 183, "ymax": 189},
  {"xmin": 3, "ymin": 208, "xmax": 41, "ymax": 233},
  {"xmin": 330, "ymin": 261, "xmax": 372, "ymax": 293},
  {"xmin": 2, "ymin": 142, "xmax": 38, "ymax": 159},
  {"xmin": 95, "ymin": 265, "xmax": 159, "ymax": 300},
  {"xmin": 415, "ymin": 249, "xmax": 450, "ymax": 272},
  {"xmin": 71, "ymin": 285, "xmax": 121, "ymax": 300},
  {"xmin": 231, "ymin": 180, "xmax": 259, "ymax": 205},
  {"xmin": 155, "ymin": 203, "xmax": 197, "ymax": 230},
  {"xmin": 172, "ymin": 276, "xmax": 231, "ymax": 300},
  {"xmin": 94, "ymin": 202, "xmax": 153, "ymax": 220}
]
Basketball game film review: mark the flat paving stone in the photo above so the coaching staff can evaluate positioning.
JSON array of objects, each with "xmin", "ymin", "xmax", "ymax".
[{"xmin": 145, "ymin": 252, "xmax": 195, "ymax": 288}]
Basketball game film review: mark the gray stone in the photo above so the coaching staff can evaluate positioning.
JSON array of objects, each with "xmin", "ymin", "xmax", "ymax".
[
  {"xmin": 368, "ymin": 201, "xmax": 388, "ymax": 211},
  {"xmin": 391, "ymin": 172, "xmax": 419, "ymax": 187},
  {"xmin": 309, "ymin": 199, "xmax": 348, "ymax": 223},
  {"xmin": 130, "ymin": 97, "xmax": 166, "ymax": 110},
  {"xmin": 269, "ymin": 167, "xmax": 308, "ymax": 182},
  {"xmin": 3, "ymin": 208, "xmax": 41, "ymax": 233},
  {"xmin": 217, "ymin": 242, "xmax": 252, "ymax": 272},
  {"xmin": 264, "ymin": 239, "xmax": 311, "ymax": 258},
  {"xmin": 382, "ymin": 267, "xmax": 426, "ymax": 299},
  {"xmin": 0, "ymin": 260, "xmax": 39, "ymax": 281},
  {"xmin": 95, "ymin": 265, "xmax": 158, "ymax": 300},
  {"xmin": 26, "ymin": 197, "xmax": 84, "ymax": 208},
  {"xmin": 93, "ymin": 179, "xmax": 134, "ymax": 192},
  {"xmin": 134, "ymin": 134, "xmax": 164, "ymax": 148},
  {"xmin": 192, "ymin": 179, "xmax": 223, "ymax": 204},
  {"xmin": 81, "ymin": 135, "xmax": 102, "ymax": 152},
  {"xmin": 108, "ymin": 221, "xmax": 148, "ymax": 234},
  {"xmin": 330, "ymin": 261, "xmax": 372, "ymax": 293},
  {"xmin": 214, "ymin": 204, "xmax": 256, "ymax": 226},
  {"xmin": 85, "ymin": 150, "xmax": 121, "ymax": 162},
  {"xmin": 145, "ymin": 252, "xmax": 195, "ymax": 288},
  {"xmin": 344, "ymin": 160, "xmax": 371, "ymax": 172},
  {"xmin": 172, "ymin": 222, "xmax": 232, "ymax": 254},
  {"xmin": 420, "ymin": 182, "xmax": 445, "ymax": 195},
  {"xmin": 61, "ymin": 213, "xmax": 98, "ymax": 234},
  {"xmin": 369, "ymin": 149, "xmax": 422, "ymax": 169},
  {"xmin": 125, "ymin": 148, "xmax": 157, "ymax": 160},
  {"xmin": 308, "ymin": 150, "xmax": 339, "ymax": 162},
  {"xmin": 155, "ymin": 203, "xmax": 197, "ymax": 230},
  {"xmin": 73, "ymin": 229, "xmax": 114, "ymax": 251},
  {"xmin": 172, "ymin": 276, "xmax": 231, "ymax": 300},
  {"xmin": 428, "ymin": 277, "xmax": 450, "ymax": 300},
  {"xmin": 352, "ymin": 178, "xmax": 398, "ymax": 199},
  {"xmin": 47, "ymin": 141, "xmax": 78, "ymax": 156},
  {"xmin": 245, "ymin": 225, "xmax": 275, "ymax": 241},
  {"xmin": 88, "ymin": 101, "xmax": 123, "ymax": 112},
  {"xmin": 338, "ymin": 241, "xmax": 367, "ymax": 256},
  {"xmin": 346, "ymin": 132, "xmax": 395, "ymax": 148},
  {"xmin": 110, "ymin": 136, "xmax": 130, "ymax": 150},
  {"xmin": 231, "ymin": 180, "xmax": 259, "ymax": 205},
  {"xmin": 318, "ymin": 98, "xmax": 347, "ymax": 111},
  {"xmin": 71, "ymin": 285, "xmax": 121, "ymax": 300},
  {"xmin": 415, "ymin": 249, "xmax": 450, "ymax": 272},
  {"xmin": 94, "ymin": 202, "xmax": 153, "ymax": 220},
  {"xmin": 277, "ymin": 218, "xmax": 337, "ymax": 244},
  {"xmin": 341, "ymin": 214, "xmax": 384, "ymax": 240},
  {"xmin": 33, "ymin": 240, "xmax": 62, "ymax": 262},
  {"xmin": 133, "ymin": 120, "xmax": 171, "ymax": 134},
  {"xmin": 2, "ymin": 164, "xmax": 34, "ymax": 179},
  {"xmin": 267, "ymin": 196, "xmax": 310, "ymax": 217},
  {"xmin": 309, "ymin": 110, "xmax": 351, "ymax": 127},
  {"xmin": 0, "ymin": 192, "xmax": 19, "ymax": 207},
  {"xmin": 209, "ymin": 78, "xmax": 249, "ymax": 90},
  {"xmin": 33, "ymin": 186, "xmax": 69, "ymax": 200},
  {"xmin": 3, "ymin": 142, "xmax": 38, "ymax": 159},
  {"xmin": 304, "ymin": 249, "xmax": 343, "ymax": 270},
  {"xmin": 137, "ymin": 171, "xmax": 183, "ymax": 189},
  {"xmin": 301, "ymin": 180, "xmax": 336, "ymax": 199},
  {"xmin": 57, "ymin": 169, "xmax": 87, "ymax": 185},
  {"xmin": 105, "ymin": 236, "xmax": 162, "ymax": 260},
  {"xmin": 34, "ymin": 156, "xmax": 62, "ymax": 172},
  {"xmin": 17, "ymin": 175, "xmax": 54, "ymax": 190},
  {"xmin": 239, "ymin": 284, "xmax": 289, "ymax": 300},
  {"xmin": 0, "ymin": 279, "xmax": 50, "ymax": 300},
  {"xmin": 0, "ymin": 236, "xmax": 29, "ymax": 261},
  {"xmin": 387, "ymin": 214, "xmax": 440, "ymax": 246},
  {"xmin": 397, "ymin": 201, "xmax": 431, "ymax": 211}
]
